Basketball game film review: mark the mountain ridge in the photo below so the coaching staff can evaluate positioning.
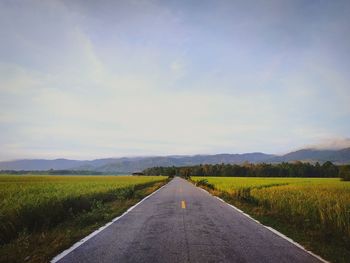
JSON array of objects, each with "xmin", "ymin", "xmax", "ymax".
[{"xmin": 1, "ymin": 148, "xmax": 349, "ymax": 173}]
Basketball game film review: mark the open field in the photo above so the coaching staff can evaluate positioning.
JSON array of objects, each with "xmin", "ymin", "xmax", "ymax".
[
  {"xmin": 0, "ymin": 175, "xmax": 167, "ymax": 263},
  {"xmin": 192, "ymin": 177, "xmax": 350, "ymax": 263}
]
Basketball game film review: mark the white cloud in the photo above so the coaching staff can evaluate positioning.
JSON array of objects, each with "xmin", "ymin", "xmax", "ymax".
[{"xmin": 306, "ymin": 137, "xmax": 350, "ymax": 150}]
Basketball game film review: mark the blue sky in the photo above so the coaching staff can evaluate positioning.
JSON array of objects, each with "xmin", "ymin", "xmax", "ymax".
[{"xmin": 1, "ymin": 0, "xmax": 350, "ymax": 160}]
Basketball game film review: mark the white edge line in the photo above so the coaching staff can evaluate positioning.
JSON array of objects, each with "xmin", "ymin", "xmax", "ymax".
[
  {"xmin": 196, "ymin": 185, "xmax": 329, "ymax": 263},
  {"xmin": 51, "ymin": 180, "xmax": 171, "ymax": 263}
]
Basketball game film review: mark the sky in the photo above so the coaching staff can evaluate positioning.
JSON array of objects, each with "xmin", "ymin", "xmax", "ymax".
[{"xmin": 1, "ymin": 0, "xmax": 350, "ymax": 161}]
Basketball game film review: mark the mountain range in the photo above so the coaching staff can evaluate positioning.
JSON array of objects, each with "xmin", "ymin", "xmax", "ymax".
[{"xmin": 0, "ymin": 148, "xmax": 349, "ymax": 173}]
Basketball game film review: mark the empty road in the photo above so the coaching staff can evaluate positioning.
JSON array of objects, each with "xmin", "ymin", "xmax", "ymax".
[{"xmin": 55, "ymin": 177, "xmax": 322, "ymax": 263}]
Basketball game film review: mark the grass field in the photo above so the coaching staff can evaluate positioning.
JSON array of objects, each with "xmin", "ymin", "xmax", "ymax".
[
  {"xmin": 0, "ymin": 175, "xmax": 167, "ymax": 263},
  {"xmin": 192, "ymin": 177, "xmax": 350, "ymax": 263}
]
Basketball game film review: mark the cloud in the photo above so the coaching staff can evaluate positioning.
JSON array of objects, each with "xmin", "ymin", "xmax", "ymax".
[{"xmin": 306, "ymin": 137, "xmax": 350, "ymax": 150}]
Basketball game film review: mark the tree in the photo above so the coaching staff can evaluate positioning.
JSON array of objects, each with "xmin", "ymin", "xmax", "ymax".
[
  {"xmin": 322, "ymin": 161, "xmax": 338, "ymax": 177},
  {"xmin": 339, "ymin": 165, "xmax": 350, "ymax": 181}
]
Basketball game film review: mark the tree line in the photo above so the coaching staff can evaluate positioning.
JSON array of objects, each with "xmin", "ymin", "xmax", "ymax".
[{"xmin": 143, "ymin": 161, "xmax": 343, "ymax": 178}]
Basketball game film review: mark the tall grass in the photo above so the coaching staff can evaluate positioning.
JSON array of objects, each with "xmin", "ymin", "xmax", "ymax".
[
  {"xmin": 251, "ymin": 183, "xmax": 350, "ymax": 239},
  {"xmin": 192, "ymin": 177, "xmax": 350, "ymax": 242},
  {"xmin": 0, "ymin": 175, "xmax": 166, "ymax": 245}
]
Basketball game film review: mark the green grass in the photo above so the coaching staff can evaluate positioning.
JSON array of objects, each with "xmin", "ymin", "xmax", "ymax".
[
  {"xmin": 0, "ymin": 175, "xmax": 167, "ymax": 263},
  {"xmin": 192, "ymin": 177, "xmax": 350, "ymax": 263}
]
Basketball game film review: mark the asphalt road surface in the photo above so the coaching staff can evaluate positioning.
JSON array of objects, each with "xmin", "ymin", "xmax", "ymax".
[{"xmin": 55, "ymin": 177, "xmax": 322, "ymax": 263}]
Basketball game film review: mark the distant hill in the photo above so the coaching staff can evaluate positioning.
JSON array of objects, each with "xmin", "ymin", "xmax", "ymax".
[
  {"xmin": 0, "ymin": 148, "xmax": 349, "ymax": 173},
  {"xmin": 88, "ymin": 153, "xmax": 275, "ymax": 173},
  {"xmin": 269, "ymin": 148, "xmax": 350, "ymax": 163},
  {"xmin": 0, "ymin": 159, "xmax": 84, "ymax": 170}
]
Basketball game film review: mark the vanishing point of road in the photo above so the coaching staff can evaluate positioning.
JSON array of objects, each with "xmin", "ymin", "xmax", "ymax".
[{"xmin": 55, "ymin": 177, "xmax": 323, "ymax": 263}]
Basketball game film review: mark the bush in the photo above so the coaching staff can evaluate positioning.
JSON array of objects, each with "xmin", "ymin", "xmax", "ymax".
[{"xmin": 195, "ymin": 179, "xmax": 214, "ymax": 190}]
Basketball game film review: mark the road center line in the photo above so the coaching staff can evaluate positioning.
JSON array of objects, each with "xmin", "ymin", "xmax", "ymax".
[{"xmin": 181, "ymin": 200, "xmax": 186, "ymax": 209}]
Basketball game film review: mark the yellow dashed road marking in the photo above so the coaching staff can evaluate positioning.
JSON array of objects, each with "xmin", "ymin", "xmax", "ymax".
[{"xmin": 181, "ymin": 200, "xmax": 186, "ymax": 209}]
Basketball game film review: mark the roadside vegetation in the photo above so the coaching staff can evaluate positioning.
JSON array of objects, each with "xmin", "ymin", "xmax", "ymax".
[
  {"xmin": 0, "ymin": 175, "xmax": 167, "ymax": 263},
  {"xmin": 191, "ymin": 176, "xmax": 350, "ymax": 263}
]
